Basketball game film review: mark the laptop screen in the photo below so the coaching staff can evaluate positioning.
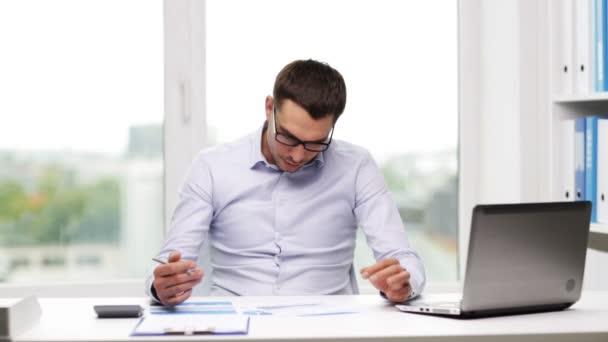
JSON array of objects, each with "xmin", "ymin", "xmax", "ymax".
[{"xmin": 461, "ymin": 201, "xmax": 591, "ymax": 312}]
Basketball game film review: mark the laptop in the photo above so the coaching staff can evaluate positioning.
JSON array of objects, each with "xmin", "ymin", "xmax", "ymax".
[{"xmin": 396, "ymin": 201, "xmax": 591, "ymax": 318}]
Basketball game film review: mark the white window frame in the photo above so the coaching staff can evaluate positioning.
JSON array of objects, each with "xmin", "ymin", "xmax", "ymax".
[
  {"xmin": 458, "ymin": 0, "xmax": 481, "ymax": 282},
  {"xmin": 3, "ymin": 0, "xmax": 541, "ymax": 297},
  {"xmin": 163, "ymin": 0, "xmax": 207, "ymax": 232},
  {"xmin": 0, "ymin": 0, "xmax": 207, "ymax": 297},
  {"xmin": 197, "ymin": 0, "xmax": 469, "ymax": 292}
]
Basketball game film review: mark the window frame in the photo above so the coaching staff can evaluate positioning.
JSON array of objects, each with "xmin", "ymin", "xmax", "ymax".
[
  {"xmin": 167, "ymin": 0, "xmax": 543, "ymax": 294},
  {"xmin": 1, "ymin": 0, "xmax": 500, "ymax": 296},
  {"xmin": 0, "ymin": 0, "xmax": 203, "ymax": 297},
  {"xmin": 200, "ymin": 0, "xmax": 467, "ymax": 291}
]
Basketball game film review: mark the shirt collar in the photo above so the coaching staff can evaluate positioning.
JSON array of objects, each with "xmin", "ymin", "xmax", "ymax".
[{"xmin": 249, "ymin": 122, "xmax": 325, "ymax": 170}]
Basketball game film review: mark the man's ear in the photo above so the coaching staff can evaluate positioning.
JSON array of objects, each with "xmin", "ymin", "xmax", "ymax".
[{"xmin": 265, "ymin": 96, "xmax": 273, "ymax": 122}]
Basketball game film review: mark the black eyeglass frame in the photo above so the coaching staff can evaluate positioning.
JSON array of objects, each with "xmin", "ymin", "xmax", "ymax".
[{"xmin": 272, "ymin": 106, "xmax": 334, "ymax": 152}]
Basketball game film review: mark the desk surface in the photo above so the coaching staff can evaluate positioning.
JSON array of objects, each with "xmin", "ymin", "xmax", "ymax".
[{"xmin": 12, "ymin": 292, "xmax": 608, "ymax": 342}]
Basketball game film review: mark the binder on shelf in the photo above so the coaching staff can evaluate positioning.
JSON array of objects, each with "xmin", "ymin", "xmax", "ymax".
[
  {"xmin": 560, "ymin": 119, "xmax": 576, "ymax": 201},
  {"xmin": 585, "ymin": 116, "xmax": 599, "ymax": 222},
  {"xmin": 575, "ymin": 0, "xmax": 593, "ymax": 93},
  {"xmin": 593, "ymin": 0, "xmax": 606, "ymax": 91},
  {"xmin": 575, "ymin": 118, "xmax": 586, "ymax": 201},
  {"xmin": 597, "ymin": 118, "xmax": 608, "ymax": 223},
  {"xmin": 560, "ymin": 0, "xmax": 575, "ymax": 95}
]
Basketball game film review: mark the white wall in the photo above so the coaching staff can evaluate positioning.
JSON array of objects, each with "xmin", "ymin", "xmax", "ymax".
[
  {"xmin": 460, "ymin": 0, "xmax": 549, "ymax": 212},
  {"xmin": 458, "ymin": 0, "xmax": 527, "ymax": 279},
  {"xmin": 478, "ymin": 0, "xmax": 523, "ymax": 203}
]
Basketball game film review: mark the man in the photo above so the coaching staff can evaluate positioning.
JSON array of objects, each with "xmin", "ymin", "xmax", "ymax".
[{"xmin": 146, "ymin": 59, "xmax": 425, "ymax": 306}]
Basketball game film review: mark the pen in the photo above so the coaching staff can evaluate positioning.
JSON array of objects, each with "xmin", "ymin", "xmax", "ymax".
[{"xmin": 152, "ymin": 257, "xmax": 194, "ymax": 275}]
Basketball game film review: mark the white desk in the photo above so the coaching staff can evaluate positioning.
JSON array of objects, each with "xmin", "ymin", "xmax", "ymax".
[{"xmin": 13, "ymin": 292, "xmax": 608, "ymax": 342}]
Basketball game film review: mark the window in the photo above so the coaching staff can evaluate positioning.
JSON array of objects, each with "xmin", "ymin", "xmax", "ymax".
[
  {"xmin": 0, "ymin": 0, "xmax": 164, "ymax": 283},
  {"xmin": 206, "ymin": 0, "xmax": 458, "ymax": 287}
]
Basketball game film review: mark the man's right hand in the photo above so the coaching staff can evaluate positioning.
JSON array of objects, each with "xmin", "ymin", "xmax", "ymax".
[{"xmin": 152, "ymin": 251, "xmax": 204, "ymax": 306}]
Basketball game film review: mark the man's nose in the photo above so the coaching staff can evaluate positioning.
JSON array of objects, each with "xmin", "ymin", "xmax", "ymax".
[{"xmin": 290, "ymin": 144, "xmax": 306, "ymax": 163}]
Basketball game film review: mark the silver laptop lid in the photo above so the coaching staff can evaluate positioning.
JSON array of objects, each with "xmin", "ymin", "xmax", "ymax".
[{"xmin": 461, "ymin": 201, "xmax": 591, "ymax": 312}]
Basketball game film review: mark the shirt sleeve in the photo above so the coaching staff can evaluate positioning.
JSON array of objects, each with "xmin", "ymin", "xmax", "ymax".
[
  {"xmin": 144, "ymin": 153, "xmax": 214, "ymax": 301},
  {"xmin": 353, "ymin": 150, "xmax": 426, "ymax": 300}
]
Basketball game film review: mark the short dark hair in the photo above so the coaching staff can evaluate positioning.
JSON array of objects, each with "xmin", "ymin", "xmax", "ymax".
[{"xmin": 273, "ymin": 59, "xmax": 346, "ymax": 122}]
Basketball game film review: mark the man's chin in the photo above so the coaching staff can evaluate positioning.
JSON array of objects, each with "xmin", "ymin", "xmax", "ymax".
[{"xmin": 281, "ymin": 161, "xmax": 303, "ymax": 173}]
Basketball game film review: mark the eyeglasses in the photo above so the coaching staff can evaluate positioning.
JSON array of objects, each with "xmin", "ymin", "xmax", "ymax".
[{"xmin": 272, "ymin": 106, "xmax": 334, "ymax": 152}]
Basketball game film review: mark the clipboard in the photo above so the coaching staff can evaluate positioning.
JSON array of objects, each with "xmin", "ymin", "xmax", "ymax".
[
  {"xmin": 130, "ymin": 313, "xmax": 249, "ymax": 336},
  {"xmin": 162, "ymin": 325, "xmax": 215, "ymax": 335}
]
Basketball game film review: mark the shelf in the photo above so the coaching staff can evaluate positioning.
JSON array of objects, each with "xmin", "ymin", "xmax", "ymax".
[
  {"xmin": 590, "ymin": 223, "xmax": 608, "ymax": 235},
  {"xmin": 554, "ymin": 93, "xmax": 608, "ymax": 103}
]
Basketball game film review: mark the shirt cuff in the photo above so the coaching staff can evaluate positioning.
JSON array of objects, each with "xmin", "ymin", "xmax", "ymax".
[
  {"xmin": 379, "ymin": 288, "xmax": 418, "ymax": 303},
  {"xmin": 150, "ymin": 285, "xmax": 162, "ymax": 303}
]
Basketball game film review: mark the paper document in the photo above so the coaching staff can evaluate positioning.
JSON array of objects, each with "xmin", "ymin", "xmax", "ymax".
[
  {"xmin": 149, "ymin": 301, "xmax": 236, "ymax": 314},
  {"xmin": 241, "ymin": 301, "xmax": 360, "ymax": 317},
  {"xmin": 132, "ymin": 301, "xmax": 249, "ymax": 336}
]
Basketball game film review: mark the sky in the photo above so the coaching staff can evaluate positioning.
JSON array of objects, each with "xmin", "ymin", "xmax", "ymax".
[
  {"xmin": 0, "ymin": 0, "xmax": 163, "ymax": 156},
  {"xmin": 0, "ymin": 0, "xmax": 457, "ymax": 163}
]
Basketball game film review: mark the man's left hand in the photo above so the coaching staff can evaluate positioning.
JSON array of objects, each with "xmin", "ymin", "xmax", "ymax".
[{"xmin": 361, "ymin": 258, "xmax": 411, "ymax": 303}]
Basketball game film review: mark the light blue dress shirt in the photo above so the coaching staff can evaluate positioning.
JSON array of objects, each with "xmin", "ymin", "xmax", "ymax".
[{"xmin": 146, "ymin": 125, "xmax": 425, "ymax": 300}]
